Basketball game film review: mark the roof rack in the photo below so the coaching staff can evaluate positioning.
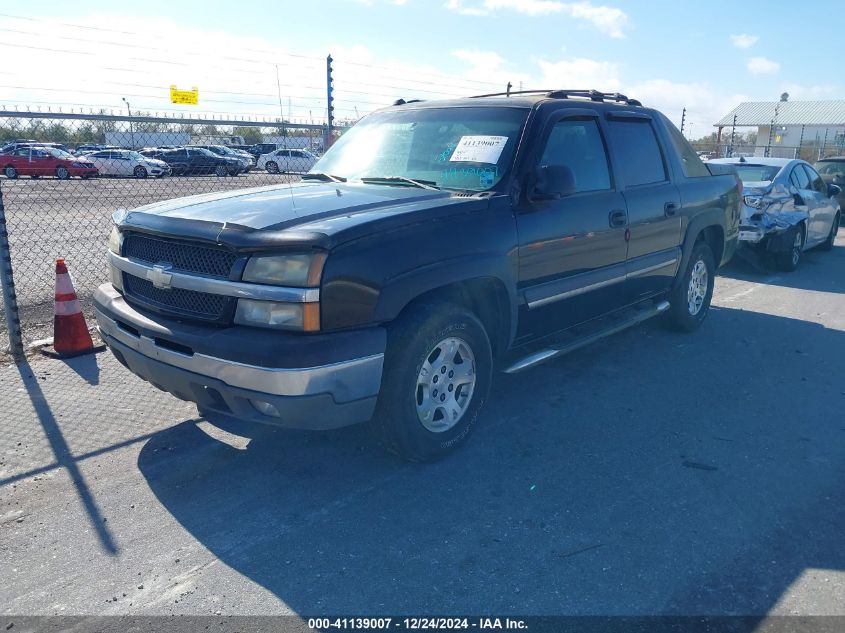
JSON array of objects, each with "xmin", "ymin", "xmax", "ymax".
[{"xmin": 468, "ymin": 89, "xmax": 642, "ymax": 107}]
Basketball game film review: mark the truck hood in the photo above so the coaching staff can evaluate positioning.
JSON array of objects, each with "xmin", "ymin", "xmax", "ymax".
[{"xmin": 119, "ymin": 181, "xmax": 480, "ymax": 252}]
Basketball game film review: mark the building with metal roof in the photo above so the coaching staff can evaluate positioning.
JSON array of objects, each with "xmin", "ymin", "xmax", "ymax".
[{"xmin": 714, "ymin": 98, "xmax": 845, "ymax": 159}]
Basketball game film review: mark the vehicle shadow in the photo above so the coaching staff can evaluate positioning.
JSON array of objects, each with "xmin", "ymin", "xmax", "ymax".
[
  {"xmin": 137, "ymin": 306, "xmax": 845, "ymax": 615},
  {"xmin": 718, "ymin": 240, "xmax": 845, "ymax": 295}
]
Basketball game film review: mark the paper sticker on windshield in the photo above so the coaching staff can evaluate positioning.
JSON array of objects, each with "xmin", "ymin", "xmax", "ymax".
[{"xmin": 449, "ymin": 136, "xmax": 508, "ymax": 164}]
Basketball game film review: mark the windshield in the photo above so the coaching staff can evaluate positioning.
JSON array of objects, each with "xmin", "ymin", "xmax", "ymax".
[
  {"xmin": 733, "ymin": 164, "xmax": 781, "ymax": 182},
  {"xmin": 313, "ymin": 106, "xmax": 529, "ymax": 191},
  {"xmin": 128, "ymin": 151, "xmax": 145, "ymax": 160},
  {"xmin": 815, "ymin": 161, "xmax": 845, "ymax": 177}
]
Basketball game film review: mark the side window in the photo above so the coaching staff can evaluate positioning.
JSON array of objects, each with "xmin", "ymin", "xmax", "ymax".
[
  {"xmin": 666, "ymin": 120, "xmax": 711, "ymax": 178},
  {"xmin": 606, "ymin": 119, "xmax": 667, "ymax": 186},
  {"xmin": 539, "ymin": 118, "xmax": 611, "ymax": 193},
  {"xmin": 790, "ymin": 166, "xmax": 810, "ymax": 190},
  {"xmin": 802, "ymin": 165, "xmax": 826, "ymax": 193},
  {"xmin": 277, "ymin": 150, "xmax": 290, "ymax": 157}
]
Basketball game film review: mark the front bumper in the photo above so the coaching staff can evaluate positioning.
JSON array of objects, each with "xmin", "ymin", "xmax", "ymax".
[{"xmin": 94, "ymin": 284, "xmax": 385, "ymax": 430}]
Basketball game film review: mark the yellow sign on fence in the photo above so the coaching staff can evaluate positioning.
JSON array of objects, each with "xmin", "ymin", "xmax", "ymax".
[{"xmin": 169, "ymin": 85, "xmax": 199, "ymax": 105}]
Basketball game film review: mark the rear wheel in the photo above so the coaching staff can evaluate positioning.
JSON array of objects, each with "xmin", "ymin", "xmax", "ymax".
[
  {"xmin": 55, "ymin": 166, "xmax": 70, "ymax": 180},
  {"xmin": 3, "ymin": 165, "xmax": 17, "ymax": 179},
  {"xmin": 775, "ymin": 224, "xmax": 804, "ymax": 271},
  {"xmin": 134, "ymin": 165, "xmax": 148, "ymax": 179},
  {"xmin": 372, "ymin": 303, "xmax": 492, "ymax": 462},
  {"xmin": 666, "ymin": 241, "xmax": 715, "ymax": 332},
  {"xmin": 265, "ymin": 161, "xmax": 279, "ymax": 174},
  {"xmin": 819, "ymin": 212, "xmax": 840, "ymax": 251}
]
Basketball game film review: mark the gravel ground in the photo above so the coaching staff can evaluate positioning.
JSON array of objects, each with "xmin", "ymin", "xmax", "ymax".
[{"xmin": 1, "ymin": 230, "xmax": 844, "ymax": 617}]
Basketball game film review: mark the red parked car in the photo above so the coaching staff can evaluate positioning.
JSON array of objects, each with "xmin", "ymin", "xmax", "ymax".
[{"xmin": 1, "ymin": 146, "xmax": 98, "ymax": 179}]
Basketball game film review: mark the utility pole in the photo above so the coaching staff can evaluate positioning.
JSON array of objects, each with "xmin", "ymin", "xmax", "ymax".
[
  {"xmin": 122, "ymin": 97, "xmax": 135, "ymax": 149},
  {"xmin": 326, "ymin": 54, "xmax": 334, "ymax": 150},
  {"xmin": 680, "ymin": 108, "xmax": 686, "ymax": 134},
  {"xmin": 506, "ymin": 81, "xmax": 512, "ymax": 96},
  {"xmin": 797, "ymin": 124, "xmax": 805, "ymax": 160},
  {"xmin": 728, "ymin": 114, "xmax": 737, "ymax": 158}
]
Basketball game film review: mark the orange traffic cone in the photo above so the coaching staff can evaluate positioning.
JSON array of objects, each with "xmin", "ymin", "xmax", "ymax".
[{"xmin": 47, "ymin": 258, "xmax": 100, "ymax": 357}]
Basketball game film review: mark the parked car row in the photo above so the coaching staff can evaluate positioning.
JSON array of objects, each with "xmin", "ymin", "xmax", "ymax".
[{"xmin": 0, "ymin": 140, "xmax": 321, "ymax": 178}]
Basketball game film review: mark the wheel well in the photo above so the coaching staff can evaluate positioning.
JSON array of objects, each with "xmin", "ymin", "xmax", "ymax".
[
  {"xmin": 696, "ymin": 224, "xmax": 725, "ymax": 266},
  {"xmin": 402, "ymin": 278, "xmax": 511, "ymax": 358}
]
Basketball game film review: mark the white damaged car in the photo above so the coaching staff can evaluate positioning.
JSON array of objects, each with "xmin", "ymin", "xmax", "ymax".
[{"xmin": 710, "ymin": 157, "xmax": 840, "ymax": 271}]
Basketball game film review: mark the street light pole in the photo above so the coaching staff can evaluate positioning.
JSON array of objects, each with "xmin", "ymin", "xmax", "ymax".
[{"xmin": 122, "ymin": 97, "xmax": 135, "ymax": 149}]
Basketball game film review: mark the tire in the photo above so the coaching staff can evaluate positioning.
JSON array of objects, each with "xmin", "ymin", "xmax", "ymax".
[
  {"xmin": 214, "ymin": 165, "xmax": 228, "ymax": 177},
  {"xmin": 134, "ymin": 165, "xmax": 148, "ymax": 179},
  {"xmin": 775, "ymin": 224, "xmax": 805, "ymax": 272},
  {"xmin": 55, "ymin": 166, "xmax": 70, "ymax": 180},
  {"xmin": 666, "ymin": 241, "xmax": 716, "ymax": 332},
  {"xmin": 818, "ymin": 212, "xmax": 840, "ymax": 251},
  {"xmin": 265, "ymin": 161, "xmax": 279, "ymax": 174},
  {"xmin": 228, "ymin": 167, "xmax": 240, "ymax": 177},
  {"xmin": 3, "ymin": 165, "xmax": 17, "ymax": 179},
  {"xmin": 372, "ymin": 303, "xmax": 492, "ymax": 462}
]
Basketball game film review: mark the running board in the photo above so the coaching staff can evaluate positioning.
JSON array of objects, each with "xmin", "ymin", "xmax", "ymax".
[{"xmin": 503, "ymin": 300, "xmax": 670, "ymax": 374}]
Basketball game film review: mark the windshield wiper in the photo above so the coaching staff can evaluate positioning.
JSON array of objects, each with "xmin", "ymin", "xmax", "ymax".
[
  {"xmin": 301, "ymin": 172, "xmax": 347, "ymax": 182},
  {"xmin": 359, "ymin": 176, "xmax": 440, "ymax": 190}
]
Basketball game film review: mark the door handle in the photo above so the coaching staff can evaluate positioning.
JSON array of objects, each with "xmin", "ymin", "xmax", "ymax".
[
  {"xmin": 664, "ymin": 202, "xmax": 679, "ymax": 216},
  {"xmin": 609, "ymin": 209, "xmax": 627, "ymax": 228}
]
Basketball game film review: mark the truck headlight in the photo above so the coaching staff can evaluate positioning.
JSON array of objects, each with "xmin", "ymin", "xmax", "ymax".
[
  {"xmin": 242, "ymin": 253, "xmax": 326, "ymax": 287},
  {"xmin": 234, "ymin": 299, "xmax": 320, "ymax": 331},
  {"xmin": 108, "ymin": 226, "xmax": 122, "ymax": 255}
]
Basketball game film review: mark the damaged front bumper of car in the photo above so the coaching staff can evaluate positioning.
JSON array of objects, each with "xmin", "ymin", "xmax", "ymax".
[
  {"xmin": 738, "ymin": 184, "xmax": 808, "ymax": 252},
  {"xmin": 738, "ymin": 210, "xmax": 809, "ymax": 249}
]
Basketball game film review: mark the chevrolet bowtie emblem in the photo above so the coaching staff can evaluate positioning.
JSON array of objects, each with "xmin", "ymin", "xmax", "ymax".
[{"xmin": 146, "ymin": 263, "xmax": 173, "ymax": 290}]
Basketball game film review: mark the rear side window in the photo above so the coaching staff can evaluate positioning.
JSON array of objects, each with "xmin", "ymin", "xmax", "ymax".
[
  {"xmin": 539, "ymin": 119, "xmax": 611, "ymax": 193},
  {"xmin": 665, "ymin": 121, "xmax": 711, "ymax": 178},
  {"xmin": 607, "ymin": 119, "xmax": 667, "ymax": 186},
  {"xmin": 790, "ymin": 166, "xmax": 810, "ymax": 189},
  {"xmin": 802, "ymin": 164, "xmax": 827, "ymax": 194}
]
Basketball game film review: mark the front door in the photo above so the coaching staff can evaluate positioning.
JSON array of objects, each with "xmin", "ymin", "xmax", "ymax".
[{"xmin": 516, "ymin": 113, "xmax": 629, "ymax": 340}]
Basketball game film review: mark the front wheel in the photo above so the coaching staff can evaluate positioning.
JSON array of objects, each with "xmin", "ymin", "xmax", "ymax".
[
  {"xmin": 265, "ymin": 161, "xmax": 279, "ymax": 174},
  {"xmin": 775, "ymin": 224, "xmax": 804, "ymax": 272},
  {"xmin": 372, "ymin": 303, "xmax": 492, "ymax": 462},
  {"xmin": 214, "ymin": 165, "xmax": 228, "ymax": 177},
  {"xmin": 3, "ymin": 165, "xmax": 17, "ymax": 179},
  {"xmin": 134, "ymin": 165, "xmax": 148, "ymax": 179},
  {"xmin": 55, "ymin": 166, "xmax": 70, "ymax": 180},
  {"xmin": 666, "ymin": 241, "xmax": 715, "ymax": 332}
]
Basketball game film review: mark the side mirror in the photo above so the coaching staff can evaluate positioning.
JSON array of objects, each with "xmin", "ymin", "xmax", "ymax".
[
  {"xmin": 829, "ymin": 184, "xmax": 842, "ymax": 198},
  {"xmin": 532, "ymin": 165, "xmax": 576, "ymax": 201}
]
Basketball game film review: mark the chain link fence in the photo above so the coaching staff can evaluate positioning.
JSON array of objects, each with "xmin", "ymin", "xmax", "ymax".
[
  {"xmin": 689, "ymin": 141, "xmax": 845, "ymax": 162},
  {"xmin": 0, "ymin": 110, "xmax": 350, "ymax": 355}
]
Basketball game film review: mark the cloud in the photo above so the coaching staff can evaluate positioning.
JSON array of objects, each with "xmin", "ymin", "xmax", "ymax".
[
  {"xmin": 746, "ymin": 56, "xmax": 780, "ymax": 75},
  {"xmin": 452, "ymin": 49, "xmax": 507, "ymax": 69},
  {"xmin": 536, "ymin": 57, "xmax": 621, "ymax": 91},
  {"xmin": 730, "ymin": 34, "xmax": 758, "ymax": 49},
  {"xmin": 444, "ymin": 0, "xmax": 628, "ymax": 37}
]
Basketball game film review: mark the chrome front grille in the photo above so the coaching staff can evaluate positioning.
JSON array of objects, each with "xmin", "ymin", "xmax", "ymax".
[
  {"xmin": 123, "ymin": 232, "xmax": 237, "ymax": 278},
  {"xmin": 123, "ymin": 275, "xmax": 229, "ymax": 320}
]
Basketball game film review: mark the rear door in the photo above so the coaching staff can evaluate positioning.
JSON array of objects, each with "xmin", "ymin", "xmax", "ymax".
[
  {"xmin": 801, "ymin": 163, "xmax": 836, "ymax": 245},
  {"xmin": 605, "ymin": 112, "xmax": 681, "ymax": 299},
  {"xmin": 516, "ymin": 110, "xmax": 629, "ymax": 338}
]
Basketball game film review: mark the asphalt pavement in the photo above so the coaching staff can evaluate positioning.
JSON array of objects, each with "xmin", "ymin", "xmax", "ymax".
[{"xmin": 1, "ymin": 231, "xmax": 844, "ymax": 616}]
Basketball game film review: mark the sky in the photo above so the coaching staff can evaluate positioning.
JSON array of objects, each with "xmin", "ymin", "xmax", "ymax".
[{"xmin": 0, "ymin": 0, "xmax": 841, "ymax": 139}]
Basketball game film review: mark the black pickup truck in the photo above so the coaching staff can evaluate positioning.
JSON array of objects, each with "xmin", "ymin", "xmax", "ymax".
[{"xmin": 95, "ymin": 90, "xmax": 740, "ymax": 461}]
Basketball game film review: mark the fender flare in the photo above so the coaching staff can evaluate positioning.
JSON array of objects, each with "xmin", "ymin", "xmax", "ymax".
[
  {"xmin": 372, "ymin": 252, "xmax": 520, "ymax": 348},
  {"xmin": 673, "ymin": 209, "xmax": 726, "ymax": 289}
]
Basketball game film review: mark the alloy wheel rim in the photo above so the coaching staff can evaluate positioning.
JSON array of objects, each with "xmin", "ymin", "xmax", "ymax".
[
  {"xmin": 792, "ymin": 231, "xmax": 802, "ymax": 266},
  {"xmin": 687, "ymin": 259, "xmax": 708, "ymax": 316},
  {"xmin": 415, "ymin": 336, "xmax": 476, "ymax": 433}
]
